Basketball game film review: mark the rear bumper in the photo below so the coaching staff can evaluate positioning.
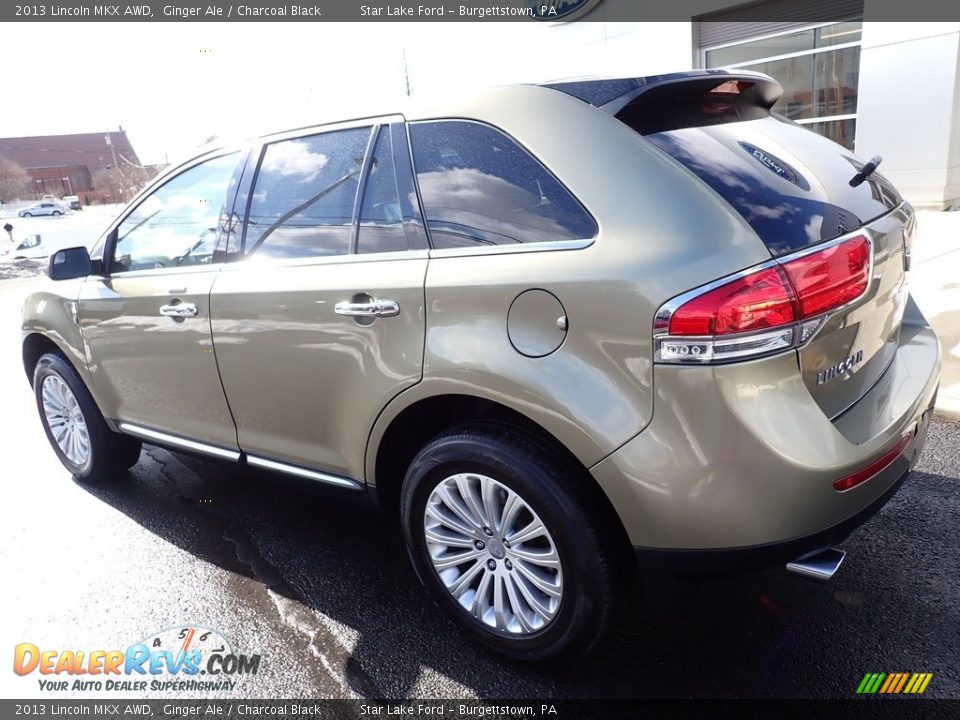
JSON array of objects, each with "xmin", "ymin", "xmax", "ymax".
[
  {"xmin": 591, "ymin": 309, "xmax": 941, "ymax": 554},
  {"xmin": 633, "ymin": 409, "xmax": 927, "ymax": 575}
]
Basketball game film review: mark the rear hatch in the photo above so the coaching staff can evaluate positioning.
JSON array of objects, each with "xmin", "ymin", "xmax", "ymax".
[{"xmin": 566, "ymin": 72, "xmax": 911, "ymax": 418}]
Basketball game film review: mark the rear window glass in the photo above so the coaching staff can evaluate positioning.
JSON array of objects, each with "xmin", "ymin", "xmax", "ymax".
[
  {"xmin": 357, "ymin": 127, "xmax": 408, "ymax": 254},
  {"xmin": 245, "ymin": 127, "xmax": 370, "ymax": 260},
  {"xmin": 409, "ymin": 121, "xmax": 596, "ymax": 249}
]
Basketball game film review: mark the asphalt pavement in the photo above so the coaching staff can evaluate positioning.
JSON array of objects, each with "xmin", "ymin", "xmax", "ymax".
[{"xmin": 1, "ymin": 276, "xmax": 958, "ymax": 700}]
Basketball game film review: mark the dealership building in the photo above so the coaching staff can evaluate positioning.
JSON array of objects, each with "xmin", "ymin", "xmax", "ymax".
[{"xmin": 549, "ymin": 11, "xmax": 960, "ymax": 210}]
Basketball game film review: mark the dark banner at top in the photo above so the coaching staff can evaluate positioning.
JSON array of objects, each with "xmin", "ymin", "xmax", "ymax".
[{"xmin": 6, "ymin": 0, "xmax": 960, "ymax": 22}]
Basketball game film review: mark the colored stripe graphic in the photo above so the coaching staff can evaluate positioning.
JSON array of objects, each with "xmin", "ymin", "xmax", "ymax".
[{"xmin": 857, "ymin": 672, "xmax": 932, "ymax": 694}]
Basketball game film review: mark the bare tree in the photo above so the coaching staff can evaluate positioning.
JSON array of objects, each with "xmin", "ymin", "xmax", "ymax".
[
  {"xmin": 92, "ymin": 165, "xmax": 156, "ymax": 203},
  {"xmin": 0, "ymin": 156, "xmax": 31, "ymax": 203}
]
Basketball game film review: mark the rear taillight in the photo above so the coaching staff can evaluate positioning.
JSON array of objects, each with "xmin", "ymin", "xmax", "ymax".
[
  {"xmin": 781, "ymin": 236, "xmax": 870, "ymax": 318},
  {"xmin": 655, "ymin": 234, "xmax": 872, "ymax": 364}
]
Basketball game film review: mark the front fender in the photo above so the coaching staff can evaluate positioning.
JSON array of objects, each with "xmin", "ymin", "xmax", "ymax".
[{"xmin": 20, "ymin": 279, "xmax": 110, "ymax": 426}]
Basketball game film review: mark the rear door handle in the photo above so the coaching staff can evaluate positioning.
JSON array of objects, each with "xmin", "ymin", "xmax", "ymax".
[
  {"xmin": 159, "ymin": 302, "xmax": 198, "ymax": 318},
  {"xmin": 334, "ymin": 299, "xmax": 400, "ymax": 318}
]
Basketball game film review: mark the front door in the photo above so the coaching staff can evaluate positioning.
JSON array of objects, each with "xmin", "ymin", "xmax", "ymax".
[
  {"xmin": 79, "ymin": 151, "xmax": 243, "ymax": 450},
  {"xmin": 210, "ymin": 122, "xmax": 429, "ymax": 481}
]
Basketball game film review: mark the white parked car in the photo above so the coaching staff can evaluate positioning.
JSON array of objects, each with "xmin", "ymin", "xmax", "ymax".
[
  {"xmin": 19, "ymin": 201, "xmax": 67, "ymax": 217},
  {"xmin": 0, "ymin": 235, "xmax": 76, "ymax": 260}
]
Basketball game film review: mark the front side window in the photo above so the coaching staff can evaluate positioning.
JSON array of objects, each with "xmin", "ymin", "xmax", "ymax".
[
  {"xmin": 112, "ymin": 153, "xmax": 238, "ymax": 273},
  {"xmin": 409, "ymin": 121, "xmax": 596, "ymax": 249},
  {"xmin": 244, "ymin": 127, "xmax": 371, "ymax": 260}
]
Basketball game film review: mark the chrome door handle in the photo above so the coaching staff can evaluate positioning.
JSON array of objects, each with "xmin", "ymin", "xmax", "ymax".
[
  {"xmin": 334, "ymin": 299, "xmax": 400, "ymax": 318},
  {"xmin": 159, "ymin": 302, "xmax": 198, "ymax": 318}
]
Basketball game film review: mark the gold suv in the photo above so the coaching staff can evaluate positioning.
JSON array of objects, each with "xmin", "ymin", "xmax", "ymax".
[{"xmin": 22, "ymin": 72, "xmax": 941, "ymax": 660}]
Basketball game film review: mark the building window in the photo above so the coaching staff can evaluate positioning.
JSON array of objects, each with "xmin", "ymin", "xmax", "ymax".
[{"xmin": 703, "ymin": 21, "xmax": 862, "ymax": 149}]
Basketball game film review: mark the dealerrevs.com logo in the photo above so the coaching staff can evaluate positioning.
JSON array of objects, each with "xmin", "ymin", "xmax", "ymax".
[{"xmin": 13, "ymin": 625, "xmax": 261, "ymax": 693}]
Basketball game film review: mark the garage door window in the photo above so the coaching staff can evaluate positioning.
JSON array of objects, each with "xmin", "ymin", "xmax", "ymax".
[{"xmin": 704, "ymin": 21, "xmax": 862, "ymax": 149}]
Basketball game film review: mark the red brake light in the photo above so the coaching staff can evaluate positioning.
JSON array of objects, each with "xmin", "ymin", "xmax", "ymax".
[
  {"xmin": 667, "ymin": 235, "xmax": 871, "ymax": 338},
  {"xmin": 669, "ymin": 267, "xmax": 798, "ymax": 336},
  {"xmin": 707, "ymin": 80, "xmax": 753, "ymax": 95},
  {"xmin": 833, "ymin": 434, "xmax": 911, "ymax": 492},
  {"xmin": 781, "ymin": 236, "xmax": 870, "ymax": 318}
]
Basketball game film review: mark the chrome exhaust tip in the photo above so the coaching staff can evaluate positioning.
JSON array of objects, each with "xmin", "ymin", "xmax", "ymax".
[{"xmin": 786, "ymin": 547, "xmax": 846, "ymax": 581}]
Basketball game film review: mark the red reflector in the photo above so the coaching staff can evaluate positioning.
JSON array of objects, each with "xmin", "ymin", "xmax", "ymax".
[
  {"xmin": 833, "ymin": 434, "xmax": 911, "ymax": 492},
  {"xmin": 782, "ymin": 236, "xmax": 870, "ymax": 318},
  {"xmin": 669, "ymin": 266, "xmax": 799, "ymax": 336}
]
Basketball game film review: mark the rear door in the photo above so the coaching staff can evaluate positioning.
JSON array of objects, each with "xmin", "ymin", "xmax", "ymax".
[{"xmin": 209, "ymin": 121, "xmax": 429, "ymax": 482}]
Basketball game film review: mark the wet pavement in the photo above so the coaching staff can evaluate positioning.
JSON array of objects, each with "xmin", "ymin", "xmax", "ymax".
[{"xmin": 1, "ymin": 277, "xmax": 958, "ymax": 700}]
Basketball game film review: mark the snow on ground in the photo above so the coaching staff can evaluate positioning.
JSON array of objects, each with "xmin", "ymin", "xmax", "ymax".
[{"xmin": 0, "ymin": 204, "xmax": 123, "ymax": 279}]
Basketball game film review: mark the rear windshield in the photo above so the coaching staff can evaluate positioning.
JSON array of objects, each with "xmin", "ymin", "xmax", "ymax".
[{"xmin": 629, "ymin": 114, "xmax": 901, "ymax": 256}]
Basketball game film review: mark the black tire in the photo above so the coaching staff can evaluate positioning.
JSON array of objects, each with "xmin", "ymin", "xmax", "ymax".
[
  {"xmin": 21, "ymin": 212, "xmax": 32, "ymax": 217},
  {"xmin": 33, "ymin": 352, "xmax": 142, "ymax": 482},
  {"xmin": 52, "ymin": 210, "xmax": 62, "ymax": 216},
  {"xmin": 400, "ymin": 424, "xmax": 623, "ymax": 661}
]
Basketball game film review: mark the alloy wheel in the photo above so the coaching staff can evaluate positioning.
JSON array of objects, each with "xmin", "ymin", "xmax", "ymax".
[
  {"xmin": 423, "ymin": 472, "xmax": 563, "ymax": 636},
  {"xmin": 41, "ymin": 375, "xmax": 90, "ymax": 466}
]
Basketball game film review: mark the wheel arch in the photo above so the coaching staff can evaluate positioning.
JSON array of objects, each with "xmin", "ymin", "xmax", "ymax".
[
  {"xmin": 368, "ymin": 391, "xmax": 633, "ymax": 561},
  {"xmin": 21, "ymin": 329, "xmax": 115, "ymax": 431},
  {"xmin": 23, "ymin": 332, "xmax": 70, "ymax": 384}
]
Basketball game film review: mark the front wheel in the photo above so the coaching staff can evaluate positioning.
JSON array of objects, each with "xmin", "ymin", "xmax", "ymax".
[
  {"xmin": 400, "ymin": 425, "xmax": 623, "ymax": 661},
  {"xmin": 21, "ymin": 212, "xmax": 32, "ymax": 217},
  {"xmin": 34, "ymin": 352, "xmax": 142, "ymax": 482},
  {"xmin": 52, "ymin": 210, "xmax": 62, "ymax": 216}
]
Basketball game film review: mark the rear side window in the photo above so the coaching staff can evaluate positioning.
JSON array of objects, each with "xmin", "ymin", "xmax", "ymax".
[
  {"xmin": 409, "ymin": 121, "xmax": 596, "ymax": 248},
  {"xmin": 244, "ymin": 127, "xmax": 370, "ymax": 259}
]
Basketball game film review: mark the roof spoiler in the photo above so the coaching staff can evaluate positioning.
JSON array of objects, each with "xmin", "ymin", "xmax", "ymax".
[{"xmin": 544, "ymin": 70, "xmax": 783, "ymax": 133}]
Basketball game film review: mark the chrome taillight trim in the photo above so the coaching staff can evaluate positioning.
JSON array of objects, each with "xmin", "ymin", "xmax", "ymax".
[{"xmin": 653, "ymin": 229, "xmax": 875, "ymax": 365}]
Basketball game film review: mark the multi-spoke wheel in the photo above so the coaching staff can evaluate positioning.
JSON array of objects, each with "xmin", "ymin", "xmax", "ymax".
[
  {"xmin": 33, "ymin": 352, "xmax": 142, "ymax": 481},
  {"xmin": 401, "ymin": 424, "xmax": 624, "ymax": 661},
  {"xmin": 41, "ymin": 375, "xmax": 90, "ymax": 467},
  {"xmin": 424, "ymin": 473, "xmax": 563, "ymax": 636}
]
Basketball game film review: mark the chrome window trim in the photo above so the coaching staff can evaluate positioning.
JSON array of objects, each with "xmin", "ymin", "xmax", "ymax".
[
  {"xmin": 118, "ymin": 423, "xmax": 241, "ymax": 461},
  {"xmin": 246, "ymin": 456, "xmax": 362, "ymax": 490},
  {"xmin": 428, "ymin": 238, "xmax": 594, "ymax": 259},
  {"xmin": 652, "ymin": 226, "xmax": 878, "ymax": 364},
  {"xmin": 222, "ymin": 248, "xmax": 429, "ymax": 272},
  {"xmin": 259, "ymin": 114, "xmax": 405, "ymax": 145},
  {"xmin": 97, "ymin": 264, "xmax": 223, "ymax": 281}
]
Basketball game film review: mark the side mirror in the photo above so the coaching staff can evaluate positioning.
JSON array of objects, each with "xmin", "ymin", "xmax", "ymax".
[{"xmin": 48, "ymin": 246, "xmax": 92, "ymax": 281}]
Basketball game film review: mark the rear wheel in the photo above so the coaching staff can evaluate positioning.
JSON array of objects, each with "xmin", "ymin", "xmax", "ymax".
[
  {"xmin": 400, "ymin": 424, "xmax": 623, "ymax": 661},
  {"xmin": 34, "ymin": 352, "xmax": 141, "ymax": 481}
]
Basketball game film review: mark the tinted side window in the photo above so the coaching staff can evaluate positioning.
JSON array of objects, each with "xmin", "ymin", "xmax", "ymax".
[
  {"xmin": 357, "ymin": 128, "xmax": 407, "ymax": 254},
  {"xmin": 113, "ymin": 153, "xmax": 238, "ymax": 273},
  {"xmin": 244, "ymin": 127, "xmax": 370, "ymax": 259},
  {"xmin": 409, "ymin": 121, "xmax": 596, "ymax": 248}
]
